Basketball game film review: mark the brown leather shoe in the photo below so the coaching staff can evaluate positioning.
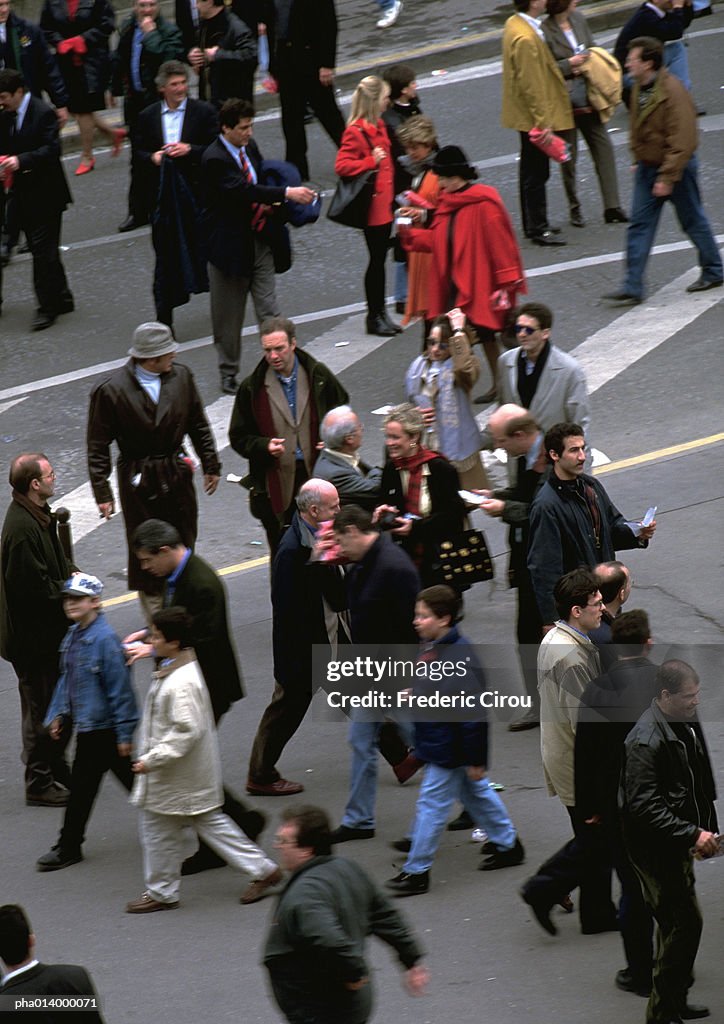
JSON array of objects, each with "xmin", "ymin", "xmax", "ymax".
[
  {"xmin": 239, "ymin": 867, "xmax": 283, "ymax": 905},
  {"xmin": 125, "ymin": 892, "xmax": 179, "ymax": 914},
  {"xmin": 246, "ymin": 778, "xmax": 304, "ymax": 796}
]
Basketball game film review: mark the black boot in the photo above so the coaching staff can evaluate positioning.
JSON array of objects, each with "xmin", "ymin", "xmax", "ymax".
[
  {"xmin": 380, "ymin": 310, "xmax": 402, "ymax": 333},
  {"xmin": 366, "ymin": 314, "xmax": 397, "ymax": 337}
]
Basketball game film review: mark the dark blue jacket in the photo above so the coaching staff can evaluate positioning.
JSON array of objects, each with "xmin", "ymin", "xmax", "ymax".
[
  {"xmin": 345, "ymin": 534, "xmax": 419, "ymax": 645},
  {"xmin": 45, "ymin": 612, "xmax": 139, "ymax": 744},
  {"xmin": 413, "ymin": 627, "xmax": 489, "ymax": 769},
  {"xmin": 614, "ymin": 3, "xmax": 693, "ymax": 67},
  {"xmin": 1, "ymin": 13, "xmax": 69, "ymax": 107}
]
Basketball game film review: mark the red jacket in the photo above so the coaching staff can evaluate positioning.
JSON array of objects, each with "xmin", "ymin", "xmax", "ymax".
[
  {"xmin": 334, "ymin": 118, "xmax": 393, "ymax": 227},
  {"xmin": 406, "ymin": 184, "xmax": 526, "ymax": 330}
]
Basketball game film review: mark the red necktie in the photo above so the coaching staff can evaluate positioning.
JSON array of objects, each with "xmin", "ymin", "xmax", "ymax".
[{"xmin": 239, "ymin": 148, "xmax": 268, "ymax": 233}]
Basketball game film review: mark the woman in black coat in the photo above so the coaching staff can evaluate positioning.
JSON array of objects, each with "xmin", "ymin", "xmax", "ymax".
[
  {"xmin": 376, "ymin": 402, "xmax": 466, "ymax": 587},
  {"xmin": 41, "ymin": 0, "xmax": 123, "ymax": 175}
]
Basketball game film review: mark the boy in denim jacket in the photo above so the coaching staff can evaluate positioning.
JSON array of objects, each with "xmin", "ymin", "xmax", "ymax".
[{"xmin": 36, "ymin": 574, "xmax": 139, "ymax": 871}]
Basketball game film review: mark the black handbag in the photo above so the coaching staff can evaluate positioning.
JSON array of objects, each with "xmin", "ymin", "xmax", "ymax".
[
  {"xmin": 433, "ymin": 529, "xmax": 495, "ymax": 587},
  {"xmin": 327, "ymin": 127, "xmax": 377, "ymax": 229}
]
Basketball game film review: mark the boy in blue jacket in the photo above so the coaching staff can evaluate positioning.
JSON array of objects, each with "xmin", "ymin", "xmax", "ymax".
[
  {"xmin": 386, "ymin": 585, "xmax": 524, "ymax": 896},
  {"xmin": 36, "ymin": 574, "xmax": 139, "ymax": 871}
]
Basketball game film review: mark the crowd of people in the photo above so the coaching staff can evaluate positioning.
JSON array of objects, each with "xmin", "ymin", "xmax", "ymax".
[{"xmin": 0, "ymin": 0, "xmax": 722, "ymax": 1021}]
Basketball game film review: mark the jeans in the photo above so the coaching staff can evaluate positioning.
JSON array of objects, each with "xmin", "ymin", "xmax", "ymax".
[
  {"xmin": 342, "ymin": 717, "xmax": 414, "ymax": 829},
  {"xmin": 664, "ymin": 39, "xmax": 691, "ymax": 90},
  {"xmin": 623, "ymin": 157, "xmax": 722, "ymax": 298},
  {"xmin": 404, "ymin": 764, "xmax": 516, "ymax": 874}
]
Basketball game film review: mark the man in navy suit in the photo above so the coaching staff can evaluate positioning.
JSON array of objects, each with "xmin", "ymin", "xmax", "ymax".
[
  {"xmin": 0, "ymin": 904, "xmax": 105, "ymax": 1022},
  {"xmin": 0, "ymin": 68, "xmax": 73, "ymax": 330},
  {"xmin": 201, "ymin": 97, "xmax": 314, "ymax": 394},
  {"xmin": 135, "ymin": 60, "xmax": 218, "ymax": 326}
]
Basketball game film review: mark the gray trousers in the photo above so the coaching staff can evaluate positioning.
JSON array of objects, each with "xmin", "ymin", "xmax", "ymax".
[
  {"xmin": 209, "ymin": 239, "xmax": 279, "ymax": 377},
  {"xmin": 559, "ymin": 110, "xmax": 621, "ymax": 215}
]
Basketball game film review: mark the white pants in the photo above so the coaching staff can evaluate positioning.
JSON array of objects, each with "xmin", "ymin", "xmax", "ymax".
[{"xmin": 139, "ymin": 808, "xmax": 277, "ymax": 903}]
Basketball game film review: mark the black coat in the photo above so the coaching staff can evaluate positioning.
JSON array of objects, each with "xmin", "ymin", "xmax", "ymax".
[
  {"xmin": 201, "ymin": 135, "xmax": 286, "ymax": 277},
  {"xmin": 620, "ymin": 700, "xmax": 718, "ymax": 860},
  {"xmin": 135, "ymin": 97, "xmax": 218, "ymax": 202},
  {"xmin": 0, "ymin": 499, "xmax": 71, "ymax": 667},
  {"xmin": 0, "ymin": 94, "xmax": 72, "ymax": 216},
  {"xmin": 0, "ymin": 961, "xmax": 104, "ymax": 1022},
  {"xmin": 195, "ymin": 8, "xmax": 256, "ymax": 104},
  {"xmin": 166, "ymin": 553, "xmax": 244, "ymax": 720},
  {"xmin": 493, "ymin": 450, "xmax": 545, "ymax": 588},
  {"xmin": 112, "ymin": 14, "xmax": 185, "ymax": 109},
  {"xmin": 41, "ymin": 0, "xmax": 114, "ymax": 96},
  {"xmin": 175, "ymin": 0, "xmax": 267, "ymax": 51},
  {"xmin": 271, "ymin": 511, "xmax": 346, "ymax": 688},
  {"xmin": 345, "ymin": 534, "xmax": 420, "ymax": 645},
  {"xmin": 575, "ymin": 657, "xmax": 660, "ymax": 824},
  {"xmin": 268, "ymin": 0, "xmax": 338, "ymax": 77},
  {"xmin": 379, "ymin": 456, "xmax": 466, "ymax": 587},
  {"xmin": 0, "ymin": 13, "xmax": 69, "ymax": 107},
  {"xmin": 614, "ymin": 2, "xmax": 693, "ymax": 68},
  {"xmin": 86, "ymin": 360, "xmax": 221, "ymax": 591}
]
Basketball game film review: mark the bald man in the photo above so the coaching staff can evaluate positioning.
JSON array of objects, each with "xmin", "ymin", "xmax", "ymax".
[
  {"xmin": 480, "ymin": 405, "xmax": 546, "ymax": 730},
  {"xmin": 247, "ymin": 479, "xmax": 347, "ymax": 795}
]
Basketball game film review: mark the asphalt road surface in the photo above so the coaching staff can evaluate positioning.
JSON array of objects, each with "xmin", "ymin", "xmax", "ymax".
[{"xmin": 1, "ymin": 20, "xmax": 723, "ymax": 1024}]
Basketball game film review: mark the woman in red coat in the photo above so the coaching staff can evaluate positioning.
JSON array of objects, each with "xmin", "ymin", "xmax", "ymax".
[
  {"xmin": 401, "ymin": 145, "xmax": 526, "ymax": 402},
  {"xmin": 334, "ymin": 75, "xmax": 399, "ymax": 338}
]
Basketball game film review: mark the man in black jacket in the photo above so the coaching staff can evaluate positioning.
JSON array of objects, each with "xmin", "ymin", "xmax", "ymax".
[
  {"xmin": 528, "ymin": 422, "xmax": 656, "ymax": 626},
  {"xmin": 113, "ymin": 0, "xmax": 185, "ymax": 232},
  {"xmin": 86, "ymin": 322, "xmax": 221, "ymax": 602},
  {"xmin": 0, "ymin": 69, "xmax": 73, "ymax": 330},
  {"xmin": 263, "ymin": 805, "xmax": 428, "ymax": 1024},
  {"xmin": 189, "ymin": 0, "xmax": 256, "ymax": 104},
  {"xmin": 267, "ymin": 0, "xmax": 345, "ymax": 180},
  {"xmin": 201, "ymin": 103, "xmax": 314, "ymax": 394},
  {"xmin": 247, "ymin": 479, "xmax": 345, "ymax": 796},
  {"xmin": 330, "ymin": 506, "xmax": 420, "ymax": 843},
  {"xmin": 620, "ymin": 659, "xmax": 718, "ymax": 1024},
  {"xmin": 0, "ymin": 904, "xmax": 104, "ymax": 1022},
  {"xmin": 0, "ymin": 2, "xmax": 67, "ymax": 115},
  {"xmin": 0, "ymin": 453, "xmax": 71, "ymax": 806},
  {"xmin": 134, "ymin": 60, "xmax": 218, "ymax": 327}
]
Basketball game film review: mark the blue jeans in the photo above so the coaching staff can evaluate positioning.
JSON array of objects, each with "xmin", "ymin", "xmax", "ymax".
[
  {"xmin": 404, "ymin": 764, "xmax": 516, "ymax": 874},
  {"xmin": 664, "ymin": 39, "xmax": 691, "ymax": 90},
  {"xmin": 375, "ymin": 0, "xmax": 395, "ymax": 9},
  {"xmin": 623, "ymin": 157, "xmax": 722, "ymax": 298},
  {"xmin": 342, "ymin": 718, "xmax": 414, "ymax": 829}
]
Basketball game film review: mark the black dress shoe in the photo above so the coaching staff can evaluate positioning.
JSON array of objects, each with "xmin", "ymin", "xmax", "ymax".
[
  {"xmin": 447, "ymin": 809, "xmax": 473, "ymax": 831},
  {"xmin": 117, "ymin": 215, "xmax": 140, "ymax": 233},
  {"xmin": 395, "ymin": 300, "xmax": 406, "ymax": 314},
  {"xmin": 686, "ymin": 277, "xmax": 723, "ymax": 293},
  {"xmin": 385, "ymin": 870, "xmax": 429, "ymax": 896},
  {"xmin": 221, "ymin": 375, "xmax": 238, "ymax": 395},
  {"xmin": 479, "ymin": 836, "xmax": 525, "ymax": 871},
  {"xmin": 330, "ymin": 825, "xmax": 375, "ymax": 843},
  {"xmin": 525, "ymin": 225, "xmax": 562, "ymax": 238},
  {"xmin": 31, "ymin": 311, "xmax": 56, "ymax": 331},
  {"xmin": 569, "ymin": 210, "xmax": 586, "ymax": 227},
  {"xmin": 381, "ymin": 311, "xmax": 402, "ymax": 333},
  {"xmin": 615, "ymin": 969, "xmax": 651, "ymax": 997},
  {"xmin": 58, "ymin": 296, "xmax": 75, "ymax": 314},
  {"xmin": 366, "ymin": 314, "xmax": 397, "ymax": 337},
  {"xmin": 604, "ymin": 207, "xmax": 629, "ymax": 223},
  {"xmin": 581, "ymin": 917, "xmax": 619, "ymax": 934},
  {"xmin": 36, "ymin": 845, "xmax": 83, "ymax": 872},
  {"xmin": 602, "ymin": 290, "xmax": 641, "ymax": 306},
  {"xmin": 181, "ymin": 847, "xmax": 226, "ymax": 875},
  {"xmin": 390, "ymin": 838, "xmax": 412, "ymax": 853},
  {"xmin": 520, "ymin": 884, "xmax": 557, "ymax": 935},
  {"xmin": 531, "ymin": 230, "xmax": 567, "ymax": 246},
  {"xmin": 680, "ymin": 1004, "xmax": 710, "ymax": 1020}
]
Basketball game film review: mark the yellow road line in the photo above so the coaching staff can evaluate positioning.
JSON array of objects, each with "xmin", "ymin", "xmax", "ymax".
[{"xmin": 101, "ymin": 431, "xmax": 724, "ymax": 609}]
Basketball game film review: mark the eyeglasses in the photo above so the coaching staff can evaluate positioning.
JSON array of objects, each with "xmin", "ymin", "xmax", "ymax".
[
  {"xmin": 39, "ymin": 470, "xmax": 56, "ymax": 481},
  {"xmin": 585, "ymin": 599, "xmax": 604, "ymax": 609},
  {"xmin": 515, "ymin": 325, "xmax": 538, "ymax": 336}
]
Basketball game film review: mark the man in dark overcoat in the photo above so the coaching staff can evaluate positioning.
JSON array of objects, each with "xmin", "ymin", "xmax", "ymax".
[{"xmin": 86, "ymin": 322, "xmax": 221, "ymax": 603}]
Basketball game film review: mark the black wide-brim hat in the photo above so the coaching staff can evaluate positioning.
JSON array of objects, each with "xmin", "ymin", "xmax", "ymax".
[{"xmin": 431, "ymin": 145, "xmax": 477, "ymax": 179}]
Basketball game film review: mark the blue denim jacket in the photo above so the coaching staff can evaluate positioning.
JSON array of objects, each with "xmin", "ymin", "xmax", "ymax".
[{"xmin": 45, "ymin": 613, "xmax": 139, "ymax": 744}]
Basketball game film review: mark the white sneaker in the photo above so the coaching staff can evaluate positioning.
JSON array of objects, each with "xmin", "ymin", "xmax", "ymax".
[
  {"xmin": 471, "ymin": 829, "xmax": 488, "ymax": 844},
  {"xmin": 376, "ymin": 0, "xmax": 403, "ymax": 28}
]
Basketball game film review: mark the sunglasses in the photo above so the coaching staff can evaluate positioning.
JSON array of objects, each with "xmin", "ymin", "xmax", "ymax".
[{"xmin": 515, "ymin": 325, "xmax": 538, "ymax": 336}]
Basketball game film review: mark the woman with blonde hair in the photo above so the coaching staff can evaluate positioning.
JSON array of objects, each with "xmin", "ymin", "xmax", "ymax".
[
  {"xmin": 334, "ymin": 75, "xmax": 399, "ymax": 337},
  {"xmin": 395, "ymin": 115, "xmax": 440, "ymax": 327}
]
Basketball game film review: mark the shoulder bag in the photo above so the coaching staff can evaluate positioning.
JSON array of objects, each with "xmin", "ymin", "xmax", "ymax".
[{"xmin": 327, "ymin": 127, "xmax": 377, "ymax": 230}]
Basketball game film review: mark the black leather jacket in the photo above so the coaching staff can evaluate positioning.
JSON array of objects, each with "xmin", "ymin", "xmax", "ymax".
[{"xmin": 620, "ymin": 699, "xmax": 717, "ymax": 857}]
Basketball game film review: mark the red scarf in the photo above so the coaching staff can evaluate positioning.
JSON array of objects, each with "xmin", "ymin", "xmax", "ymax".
[{"xmin": 392, "ymin": 446, "xmax": 437, "ymax": 516}]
